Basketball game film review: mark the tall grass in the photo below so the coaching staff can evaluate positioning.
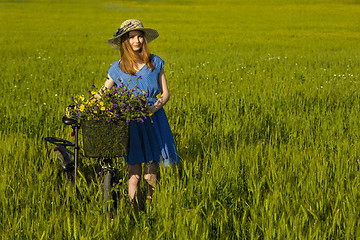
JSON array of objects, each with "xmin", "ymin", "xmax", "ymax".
[{"xmin": 1, "ymin": 0, "xmax": 360, "ymax": 238}]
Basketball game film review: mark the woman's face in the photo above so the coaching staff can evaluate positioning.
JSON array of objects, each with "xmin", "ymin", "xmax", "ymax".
[{"xmin": 128, "ymin": 30, "xmax": 144, "ymax": 52}]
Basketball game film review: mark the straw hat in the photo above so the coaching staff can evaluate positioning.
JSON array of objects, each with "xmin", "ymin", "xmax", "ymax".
[{"xmin": 107, "ymin": 19, "xmax": 159, "ymax": 50}]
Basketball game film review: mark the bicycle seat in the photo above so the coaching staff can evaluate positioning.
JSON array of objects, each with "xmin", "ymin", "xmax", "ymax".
[{"xmin": 62, "ymin": 116, "xmax": 78, "ymax": 125}]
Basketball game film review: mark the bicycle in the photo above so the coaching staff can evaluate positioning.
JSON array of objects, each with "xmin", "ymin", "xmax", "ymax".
[{"xmin": 44, "ymin": 115, "xmax": 121, "ymax": 218}]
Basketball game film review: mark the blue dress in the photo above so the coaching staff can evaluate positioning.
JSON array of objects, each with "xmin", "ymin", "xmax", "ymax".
[{"xmin": 108, "ymin": 54, "xmax": 179, "ymax": 166}]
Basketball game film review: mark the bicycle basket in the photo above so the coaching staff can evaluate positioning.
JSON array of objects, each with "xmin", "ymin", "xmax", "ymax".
[{"xmin": 81, "ymin": 119, "xmax": 129, "ymax": 158}]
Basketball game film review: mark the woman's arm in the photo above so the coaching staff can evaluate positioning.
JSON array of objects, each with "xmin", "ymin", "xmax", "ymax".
[
  {"xmin": 152, "ymin": 68, "xmax": 170, "ymax": 114},
  {"xmin": 95, "ymin": 74, "xmax": 115, "ymax": 99},
  {"xmin": 103, "ymin": 74, "xmax": 115, "ymax": 90}
]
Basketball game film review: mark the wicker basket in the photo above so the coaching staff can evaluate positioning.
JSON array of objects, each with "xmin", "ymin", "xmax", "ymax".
[{"xmin": 81, "ymin": 119, "xmax": 129, "ymax": 158}]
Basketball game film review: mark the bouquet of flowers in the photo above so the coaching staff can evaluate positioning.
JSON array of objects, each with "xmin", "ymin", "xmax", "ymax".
[{"xmin": 67, "ymin": 81, "xmax": 152, "ymax": 123}]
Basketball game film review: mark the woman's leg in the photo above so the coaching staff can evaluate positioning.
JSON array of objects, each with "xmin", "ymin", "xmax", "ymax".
[
  {"xmin": 128, "ymin": 163, "xmax": 142, "ymax": 211},
  {"xmin": 143, "ymin": 162, "xmax": 158, "ymax": 201}
]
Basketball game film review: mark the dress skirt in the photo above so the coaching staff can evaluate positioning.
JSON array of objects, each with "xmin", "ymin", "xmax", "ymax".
[{"xmin": 125, "ymin": 107, "xmax": 179, "ymax": 166}]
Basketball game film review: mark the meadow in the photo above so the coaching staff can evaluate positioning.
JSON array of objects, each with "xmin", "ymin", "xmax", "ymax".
[{"xmin": 1, "ymin": 0, "xmax": 360, "ymax": 238}]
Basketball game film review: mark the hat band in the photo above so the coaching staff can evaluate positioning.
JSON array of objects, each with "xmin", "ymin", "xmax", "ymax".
[{"xmin": 113, "ymin": 22, "xmax": 132, "ymax": 37}]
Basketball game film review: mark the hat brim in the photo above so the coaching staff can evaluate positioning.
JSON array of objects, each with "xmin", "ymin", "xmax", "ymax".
[{"xmin": 107, "ymin": 28, "xmax": 159, "ymax": 50}]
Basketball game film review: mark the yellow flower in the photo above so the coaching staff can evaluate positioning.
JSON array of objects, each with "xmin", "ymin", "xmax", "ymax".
[
  {"xmin": 100, "ymin": 107, "xmax": 105, "ymax": 111},
  {"xmin": 100, "ymin": 101, "xmax": 104, "ymax": 106},
  {"xmin": 79, "ymin": 105, "xmax": 85, "ymax": 112},
  {"xmin": 94, "ymin": 110, "xmax": 97, "ymax": 114}
]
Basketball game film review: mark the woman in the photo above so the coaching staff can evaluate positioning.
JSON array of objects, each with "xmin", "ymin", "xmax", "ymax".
[{"xmin": 103, "ymin": 19, "xmax": 179, "ymax": 211}]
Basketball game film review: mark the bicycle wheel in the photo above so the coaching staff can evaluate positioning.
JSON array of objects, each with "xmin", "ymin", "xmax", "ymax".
[{"xmin": 47, "ymin": 146, "xmax": 75, "ymax": 186}]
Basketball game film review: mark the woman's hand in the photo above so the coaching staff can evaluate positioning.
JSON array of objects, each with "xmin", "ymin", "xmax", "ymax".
[
  {"xmin": 151, "ymin": 105, "xmax": 158, "ymax": 114},
  {"xmin": 94, "ymin": 93, "xmax": 101, "ymax": 100},
  {"xmin": 95, "ymin": 74, "xmax": 115, "ymax": 99}
]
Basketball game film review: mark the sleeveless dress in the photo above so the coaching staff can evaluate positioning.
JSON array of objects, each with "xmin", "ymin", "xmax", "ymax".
[{"xmin": 108, "ymin": 54, "xmax": 179, "ymax": 166}]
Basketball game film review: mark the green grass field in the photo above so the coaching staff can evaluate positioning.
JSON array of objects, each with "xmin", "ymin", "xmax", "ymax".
[{"xmin": 1, "ymin": 0, "xmax": 360, "ymax": 238}]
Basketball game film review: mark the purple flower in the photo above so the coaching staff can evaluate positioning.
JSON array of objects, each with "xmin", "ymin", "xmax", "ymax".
[
  {"xmin": 92, "ymin": 84, "xmax": 96, "ymax": 88},
  {"xmin": 126, "ymin": 119, "xmax": 130, "ymax": 123},
  {"xmin": 107, "ymin": 119, "xmax": 111, "ymax": 122}
]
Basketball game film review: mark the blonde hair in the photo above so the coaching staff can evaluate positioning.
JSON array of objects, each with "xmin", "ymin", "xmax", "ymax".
[{"xmin": 119, "ymin": 31, "xmax": 154, "ymax": 76}]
